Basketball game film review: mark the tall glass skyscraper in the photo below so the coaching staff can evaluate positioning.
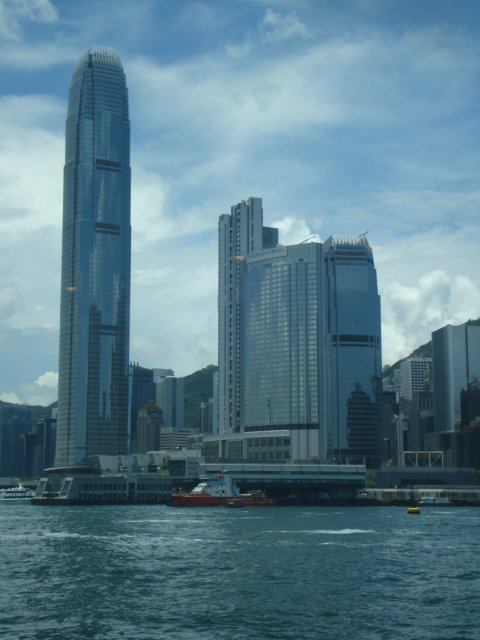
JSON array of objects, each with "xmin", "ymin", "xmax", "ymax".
[
  {"xmin": 323, "ymin": 237, "xmax": 382, "ymax": 461},
  {"xmin": 432, "ymin": 324, "xmax": 480, "ymax": 432},
  {"xmin": 218, "ymin": 197, "xmax": 278, "ymax": 434},
  {"xmin": 243, "ymin": 242, "xmax": 326, "ymax": 459},
  {"xmin": 55, "ymin": 46, "xmax": 131, "ymax": 467},
  {"xmin": 217, "ymin": 198, "xmax": 382, "ymax": 462}
]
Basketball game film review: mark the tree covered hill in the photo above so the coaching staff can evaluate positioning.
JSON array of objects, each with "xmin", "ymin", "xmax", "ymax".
[{"xmin": 183, "ymin": 364, "xmax": 218, "ymax": 430}]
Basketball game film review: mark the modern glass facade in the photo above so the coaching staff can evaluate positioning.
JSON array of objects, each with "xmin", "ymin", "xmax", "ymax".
[
  {"xmin": 128, "ymin": 364, "xmax": 155, "ymax": 454},
  {"xmin": 217, "ymin": 199, "xmax": 382, "ymax": 463},
  {"xmin": 218, "ymin": 197, "xmax": 278, "ymax": 434},
  {"xmin": 55, "ymin": 46, "xmax": 131, "ymax": 467},
  {"xmin": 243, "ymin": 243, "xmax": 323, "ymax": 429},
  {"xmin": 323, "ymin": 237, "xmax": 382, "ymax": 461},
  {"xmin": 432, "ymin": 324, "xmax": 480, "ymax": 432},
  {"xmin": 242, "ymin": 243, "xmax": 325, "ymax": 459}
]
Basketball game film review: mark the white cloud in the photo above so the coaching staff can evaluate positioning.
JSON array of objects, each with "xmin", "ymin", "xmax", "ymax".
[
  {"xmin": 260, "ymin": 8, "xmax": 308, "ymax": 44},
  {"xmin": 129, "ymin": 22, "xmax": 480, "ymax": 204},
  {"xmin": 225, "ymin": 39, "xmax": 253, "ymax": 59},
  {"xmin": 0, "ymin": 391, "xmax": 23, "ymax": 404},
  {"xmin": 271, "ymin": 216, "xmax": 317, "ymax": 245},
  {"xmin": 0, "ymin": 0, "xmax": 58, "ymax": 40},
  {"xmin": 17, "ymin": 0, "xmax": 57, "ymax": 23},
  {"xmin": 17, "ymin": 370, "xmax": 58, "ymax": 406},
  {"xmin": 0, "ymin": 284, "xmax": 24, "ymax": 322},
  {"xmin": 130, "ymin": 235, "xmax": 218, "ymax": 375},
  {"xmin": 0, "ymin": 95, "xmax": 63, "ymax": 337},
  {"xmin": 0, "ymin": 95, "xmax": 64, "ymax": 231},
  {"xmin": 34, "ymin": 370, "xmax": 58, "ymax": 389},
  {"xmin": 1, "ymin": 1, "xmax": 480, "ymax": 401},
  {"xmin": 381, "ymin": 270, "xmax": 480, "ymax": 365},
  {"xmin": 0, "ymin": 40, "xmax": 78, "ymax": 69}
]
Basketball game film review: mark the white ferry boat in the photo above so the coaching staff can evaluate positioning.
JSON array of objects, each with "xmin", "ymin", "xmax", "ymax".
[
  {"xmin": 0, "ymin": 484, "xmax": 35, "ymax": 501},
  {"xmin": 170, "ymin": 472, "xmax": 240, "ymax": 506}
]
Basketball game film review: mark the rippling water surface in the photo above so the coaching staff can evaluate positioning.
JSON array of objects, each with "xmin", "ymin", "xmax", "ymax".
[{"xmin": 1, "ymin": 504, "xmax": 479, "ymax": 639}]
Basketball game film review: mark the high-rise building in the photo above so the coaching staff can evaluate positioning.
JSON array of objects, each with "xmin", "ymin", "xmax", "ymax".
[
  {"xmin": 217, "ymin": 198, "xmax": 382, "ymax": 463},
  {"xmin": 55, "ymin": 46, "xmax": 131, "ymax": 467},
  {"xmin": 128, "ymin": 364, "xmax": 155, "ymax": 454},
  {"xmin": 218, "ymin": 197, "xmax": 278, "ymax": 434},
  {"xmin": 461, "ymin": 383, "xmax": 480, "ymax": 428},
  {"xmin": 156, "ymin": 376, "xmax": 185, "ymax": 428},
  {"xmin": 136, "ymin": 401, "xmax": 162, "ymax": 454},
  {"xmin": 323, "ymin": 237, "xmax": 382, "ymax": 461},
  {"xmin": 0, "ymin": 404, "xmax": 33, "ymax": 476},
  {"xmin": 152, "ymin": 368, "xmax": 174, "ymax": 383},
  {"xmin": 22, "ymin": 415, "xmax": 57, "ymax": 478},
  {"xmin": 407, "ymin": 390, "xmax": 434, "ymax": 451},
  {"xmin": 432, "ymin": 324, "xmax": 480, "ymax": 432},
  {"xmin": 399, "ymin": 357, "xmax": 432, "ymax": 401},
  {"xmin": 242, "ymin": 242, "xmax": 325, "ymax": 458}
]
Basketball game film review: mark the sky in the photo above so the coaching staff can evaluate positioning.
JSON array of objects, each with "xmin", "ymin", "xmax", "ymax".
[{"xmin": 0, "ymin": 0, "xmax": 479, "ymax": 406}]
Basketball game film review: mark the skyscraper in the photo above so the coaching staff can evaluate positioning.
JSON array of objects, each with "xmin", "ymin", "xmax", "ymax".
[
  {"xmin": 218, "ymin": 197, "xmax": 278, "ymax": 434},
  {"xmin": 55, "ymin": 46, "xmax": 131, "ymax": 467},
  {"xmin": 217, "ymin": 198, "xmax": 382, "ymax": 462},
  {"xmin": 155, "ymin": 376, "xmax": 185, "ymax": 429},
  {"xmin": 432, "ymin": 324, "xmax": 480, "ymax": 432},
  {"xmin": 323, "ymin": 237, "xmax": 382, "ymax": 461},
  {"xmin": 242, "ymin": 242, "xmax": 326, "ymax": 458},
  {"xmin": 128, "ymin": 364, "xmax": 155, "ymax": 454}
]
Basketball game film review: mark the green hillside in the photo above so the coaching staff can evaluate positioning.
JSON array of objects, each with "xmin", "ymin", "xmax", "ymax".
[{"xmin": 183, "ymin": 364, "xmax": 218, "ymax": 430}]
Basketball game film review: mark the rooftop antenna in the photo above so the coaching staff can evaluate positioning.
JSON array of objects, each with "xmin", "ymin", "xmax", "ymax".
[{"xmin": 299, "ymin": 235, "xmax": 317, "ymax": 244}]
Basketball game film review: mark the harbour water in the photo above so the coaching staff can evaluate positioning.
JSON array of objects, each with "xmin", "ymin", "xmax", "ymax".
[{"xmin": 1, "ymin": 504, "xmax": 479, "ymax": 639}]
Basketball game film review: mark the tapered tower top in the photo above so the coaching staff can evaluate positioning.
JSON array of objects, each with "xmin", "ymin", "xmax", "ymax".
[{"xmin": 76, "ymin": 45, "xmax": 123, "ymax": 70}]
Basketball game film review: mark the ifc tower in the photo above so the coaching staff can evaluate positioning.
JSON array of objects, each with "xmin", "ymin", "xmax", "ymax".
[{"xmin": 55, "ymin": 46, "xmax": 131, "ymax": 467}]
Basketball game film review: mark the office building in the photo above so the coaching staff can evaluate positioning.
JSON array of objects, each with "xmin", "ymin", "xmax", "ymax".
[
  {"xmin": 23, "ymin": 416, "xmax": 57, "ymax": 477},
  {"xmin": 407, "ymin": 390, "xmax": 434, "ymax": 451},
  {"xmin": 128, "ymin": 364, "xmax": 155, "ymax": 454},
  {"xmin": 200, "ymin": 399, "xmax": 215, "ymax": 433},
  {"xmin": 323, "ymin": 237, "xmax": 382, "ymax": 462},
  {"xmin": 152, "ymin": 368, "xmax": 174, "ymax": 383},
  {"xmin": 217, "ymin": 198, "xmax": 382, "ymax": 463},
  {"xmin": 156, "ymin": 376, "xmax": 185, "ymax": 428},
  {"xmin": 399, "ymin": 357, "xmax": 432, "ymax": 401},
  {"xmin": 159, "ymin": 427, "xmax": 196, "ymax": 451},
  {"xmin": 218, "ymin": 197, "xmax": 278, "ymax": 435},
  {"xmin": 461, "ymin": 384, "xmax": 480, "ymax": 428},
  {"xmin": 0, "ymin": 404, "xmax": 33, "ymax": 476},
  {"xmin": 55, "ymin": 46, "xmax": 131, "ymax": 466},
  {"xmin": 243, "ymin": 242, "xmax": 325, "ymax": 458},
  {"xmin": 136, "ymin": 401, "xmax": 162, "ymax": 454},
  {"xmin": 432, "ymin": 324, "xmax": 480, "ymax": 432}
]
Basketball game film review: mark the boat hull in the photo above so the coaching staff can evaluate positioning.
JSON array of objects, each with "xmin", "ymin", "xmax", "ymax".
[
  {"xmin": 170, "ymin": 493, "xmax": 231, "ymax": 507},
  {"xmin": 227, "ymin": 497, "xmax": 275, "ymax": 507}
]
